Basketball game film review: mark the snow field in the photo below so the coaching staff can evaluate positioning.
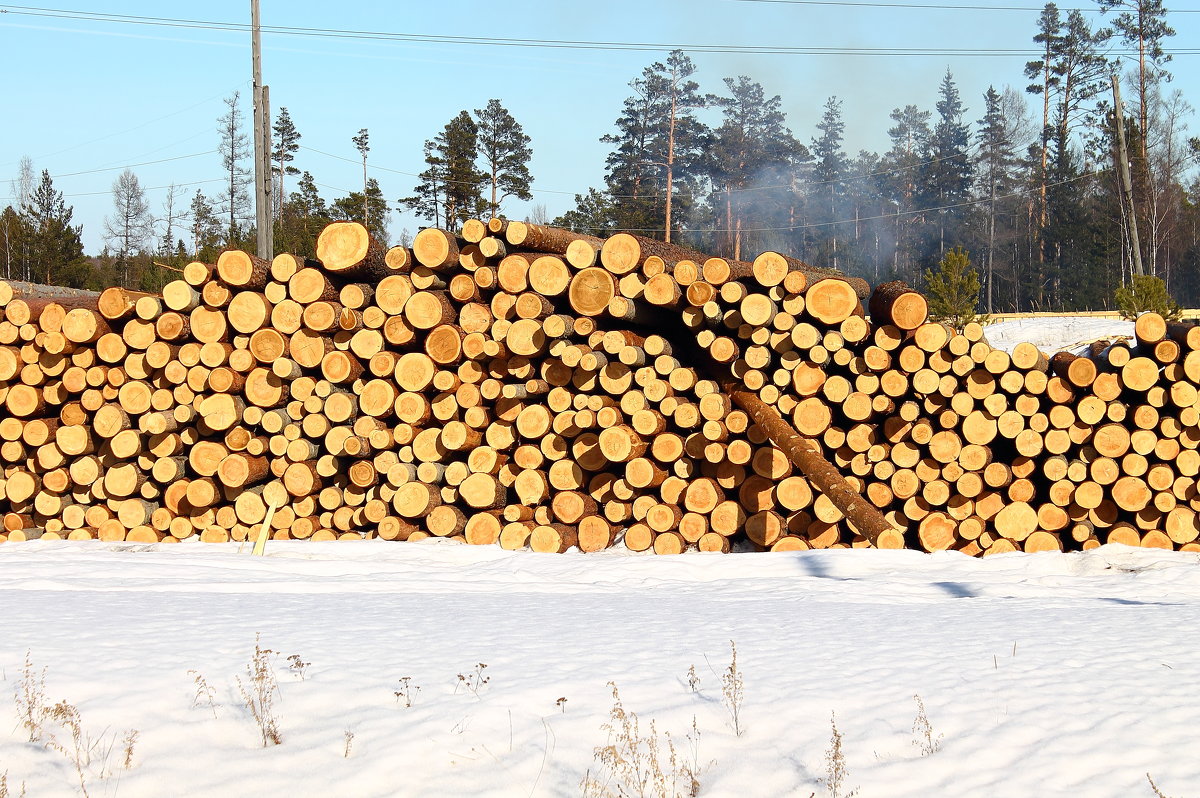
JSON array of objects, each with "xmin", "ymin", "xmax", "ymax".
[{"xmin": 1, "ymin": 541, "xmax": 1199, "ymax": 796}]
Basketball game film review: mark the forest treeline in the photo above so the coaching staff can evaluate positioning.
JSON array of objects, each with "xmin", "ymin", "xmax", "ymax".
[{"xmin": 1, "ymin": 0, "xmax": 1197, "ymax": 312}]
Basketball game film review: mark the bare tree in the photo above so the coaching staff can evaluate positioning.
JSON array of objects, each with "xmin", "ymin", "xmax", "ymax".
[
  {"xmin": 525, "ymin": 204, "xmax": 548, "ymax": 225},
  {"xmin": 158, "ymin": 183, "xmax": 188, "ymax": 257},
  {"xmin": 217, "ymin": 91, "xmax": 252, "ymax": 245},
  {"xmin": 103, "ymin": 169, "xmax": 153, "ymax": 285},
  {"xmin": 1144, "ymin": 87, "xmax": 1195, "ymax": 282},
  {"xmin": 11, "ymin": 155, "xmax": 34, "ymax": 210}
]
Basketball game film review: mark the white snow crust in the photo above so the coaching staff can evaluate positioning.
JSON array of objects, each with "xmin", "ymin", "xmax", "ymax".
[
  {"xmin": 984, "ymin": 317, "xmax": 1134, "ymax": 355},
  {"xmin": 1, "ymin": 540, "xmax": 1198, "ymax": 796}
]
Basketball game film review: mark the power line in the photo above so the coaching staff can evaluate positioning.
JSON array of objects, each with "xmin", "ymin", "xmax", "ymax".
[
  {"xmin": 62, "ymin": 178, "xmax": 222, "ymax": 198},
  {"xmin": 0, "ymin": 83, "xmax": 243, "ymax": 169},
  {"xmin": 734, "ymin": 0, "xmax": 1200, "ymax": 11},
  {"xmin": 3, "ymin": 5, "xmax": 1200, "ymax": 56},
  {"xmin": 51, "ymin": 151, "xmax": 209, "ymax": 179}
]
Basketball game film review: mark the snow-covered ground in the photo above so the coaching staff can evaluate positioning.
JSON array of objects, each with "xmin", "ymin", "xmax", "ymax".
[
  {"xmin": 984, "ymin": 317, "xmax": 1134, "ymax": 356},
  {"xmin": 1, "ymin": 540, "xmax": 1198, "ymax": 797}
]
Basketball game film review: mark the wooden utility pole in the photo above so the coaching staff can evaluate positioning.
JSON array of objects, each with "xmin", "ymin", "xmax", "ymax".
[
  {"xmin": 251, "ymin": 0, "xmax": 273, "ymax": 261},
  {"xmin": 1111, "ymin": 73, "xmax": 1143, "ymax": 277}
]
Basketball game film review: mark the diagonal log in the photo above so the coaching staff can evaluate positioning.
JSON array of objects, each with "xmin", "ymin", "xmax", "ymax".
[{"xmin": 718, "ymin": 379, "xmax": 904, "ymax": 549}]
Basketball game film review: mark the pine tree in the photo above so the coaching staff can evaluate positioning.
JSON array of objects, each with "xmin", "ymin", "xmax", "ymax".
[
  {"xmin": 272, "ymin": 107, "xmax": 301, "ymax": 218},
  {"xmin": 708, "ymin": 75, "xmax": 807, "ymax": 260},
  {"xmin": 1026, "ymin": 2, "xmax": 1062, "ymax": 241},
  {"xmin": 975, "ymin": 87, "xmax": 1019, "ymax": 314},
  {"xmin": 189, "ymin": 190, "xmax": 222, "ymax": 260},
  {"xmin": 581, "ymin": 51, "xmax": 708, "ymax": 241},
  {"xmin": 601, "ymin": 69, "xmax": 667, "ymax": 234},
  {"xmin": 925, "ymin": 246, "xmax": 982, "ymax": 327},
  {"xmin": 474, "ymin": 99, "xmax": 533, "ymax": 218},
  {"xmin": 1049, "ymin": 10, "xmax": 1112, "ymax": 163},
  {"xmin": 881, "ymin": 104, "xmax": 932, "ymax": 281},
  {"xmin": 810, "ymin": 96, "xmax": 849, "ymax": 269},
  {"xmin": 401, "ymin": 112, "xmax": 485, "ymax": 228},
  {"xmin": 1098, "ymin": 0, "xmax": 1175, "ymax": 162},
  {"xmin": 403, "ymin": 140, "xmax": 447, "ymax": 229},
  {"xmin": 217, "ymin": 91, "xmax": 252, "ymax": 245},
  {"xmin": 645, "ymin": 50, "xmax": 708, "ymax": 242},
  {"xmin": 843, "ymin": 149, "xmax": 886, "ymax": 280},
  {"xmin": 276, "ymin": 171, "xmax": 329, "ymax": 257},
  {"xmin": 352, "ymin": 128, "xmax": 370, "ymax": 224},
  {"xmin": 552, "ymin": 188, "xmax": 618, "ymax": 236},
  {"xmin": 1115, "ymin": 273, "xmax": 1182, "ymax": 319},
  {"xmin": 332, "ymin": 177, "xmax": 389, "ymax": 243}
]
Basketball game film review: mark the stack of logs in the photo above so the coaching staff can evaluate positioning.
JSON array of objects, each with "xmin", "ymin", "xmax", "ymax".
[{"xmin": 1, "ymin": 217, "xmax": 1199, "ymax": 556}]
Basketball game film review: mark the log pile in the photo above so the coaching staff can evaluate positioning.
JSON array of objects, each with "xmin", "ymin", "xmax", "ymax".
[{"xmin": 1, "ymin": 217, "xmax": 1198, "ymax": 556}]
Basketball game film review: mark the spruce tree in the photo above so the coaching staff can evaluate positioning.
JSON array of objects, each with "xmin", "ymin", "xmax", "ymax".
[
  {"xmin": 474, "ymin": 99, "xmax": 533, "ymax": 219},
  {"xmin": 922, "ymin": 70, "xmax": 972, "ymax": 258},
  {"xmin": 25, "ymin": 170, "xmax": 88, "ymax": 287}
]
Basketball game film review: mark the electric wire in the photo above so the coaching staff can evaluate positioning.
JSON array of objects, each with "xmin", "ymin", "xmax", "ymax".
[{"xmin": 2, "ymin": 5, "xmax": 1199, "ymax": 56}]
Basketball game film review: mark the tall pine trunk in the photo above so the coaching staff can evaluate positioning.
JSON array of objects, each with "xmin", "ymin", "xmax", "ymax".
[{"xmin": 664, "ymin": 93, "xmax": 677, "ymax": 244}]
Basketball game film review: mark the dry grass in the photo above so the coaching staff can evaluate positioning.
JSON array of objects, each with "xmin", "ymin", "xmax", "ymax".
[
  {"xmin": 455, "ymin": 663, "xmax": 490, "ymax": 698},
  {"xmin": 43, "ymin": 700, "xmax": 135, "ymax": 798},
  {"xmin": 286, "ymin": 654, "xmax": 309, "ymax": 680},
  {"xmin": 720, "ymin": 641, "xmax": 744, "ymax": 737},
  {"xmin": 1147, "ymin": 773, "xmax": 1175, "ymax": 798},
  {"xmin": 0, "ymin": 770, "xmax": 27, "ymax": 798},
  {"xmin": 580, "ymin": 682, "xmax": 699, "ymax": 798},
  {"xmin": 121, "ymin": 728, "xmax": 140, "ymax": 770},
  {"xmin": 911, "ymin": 694, "xmax": 943, "ymax": 756},
  {"xmin": 188, "ymin": 669, "xmax": 220, "ymax": 717},
  {"xmin": 394, "ymin": 676, "xmax": 419, "ymax": 708},
  {"xmin": 820, "ymin": 711, "xmax": 857, "ymax": 798},
  {"xmin": 235, "ymin": 634, "xmax": 282, "ymax": 747},
  {"xmin": 14, "ymin": 651, "xmax": 47, "ymax": 743}
]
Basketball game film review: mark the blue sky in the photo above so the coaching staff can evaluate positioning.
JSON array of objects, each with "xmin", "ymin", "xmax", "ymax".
[{"xmin": 1, "ymin": 0, "xmax": 1198, "ymax": 253}]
